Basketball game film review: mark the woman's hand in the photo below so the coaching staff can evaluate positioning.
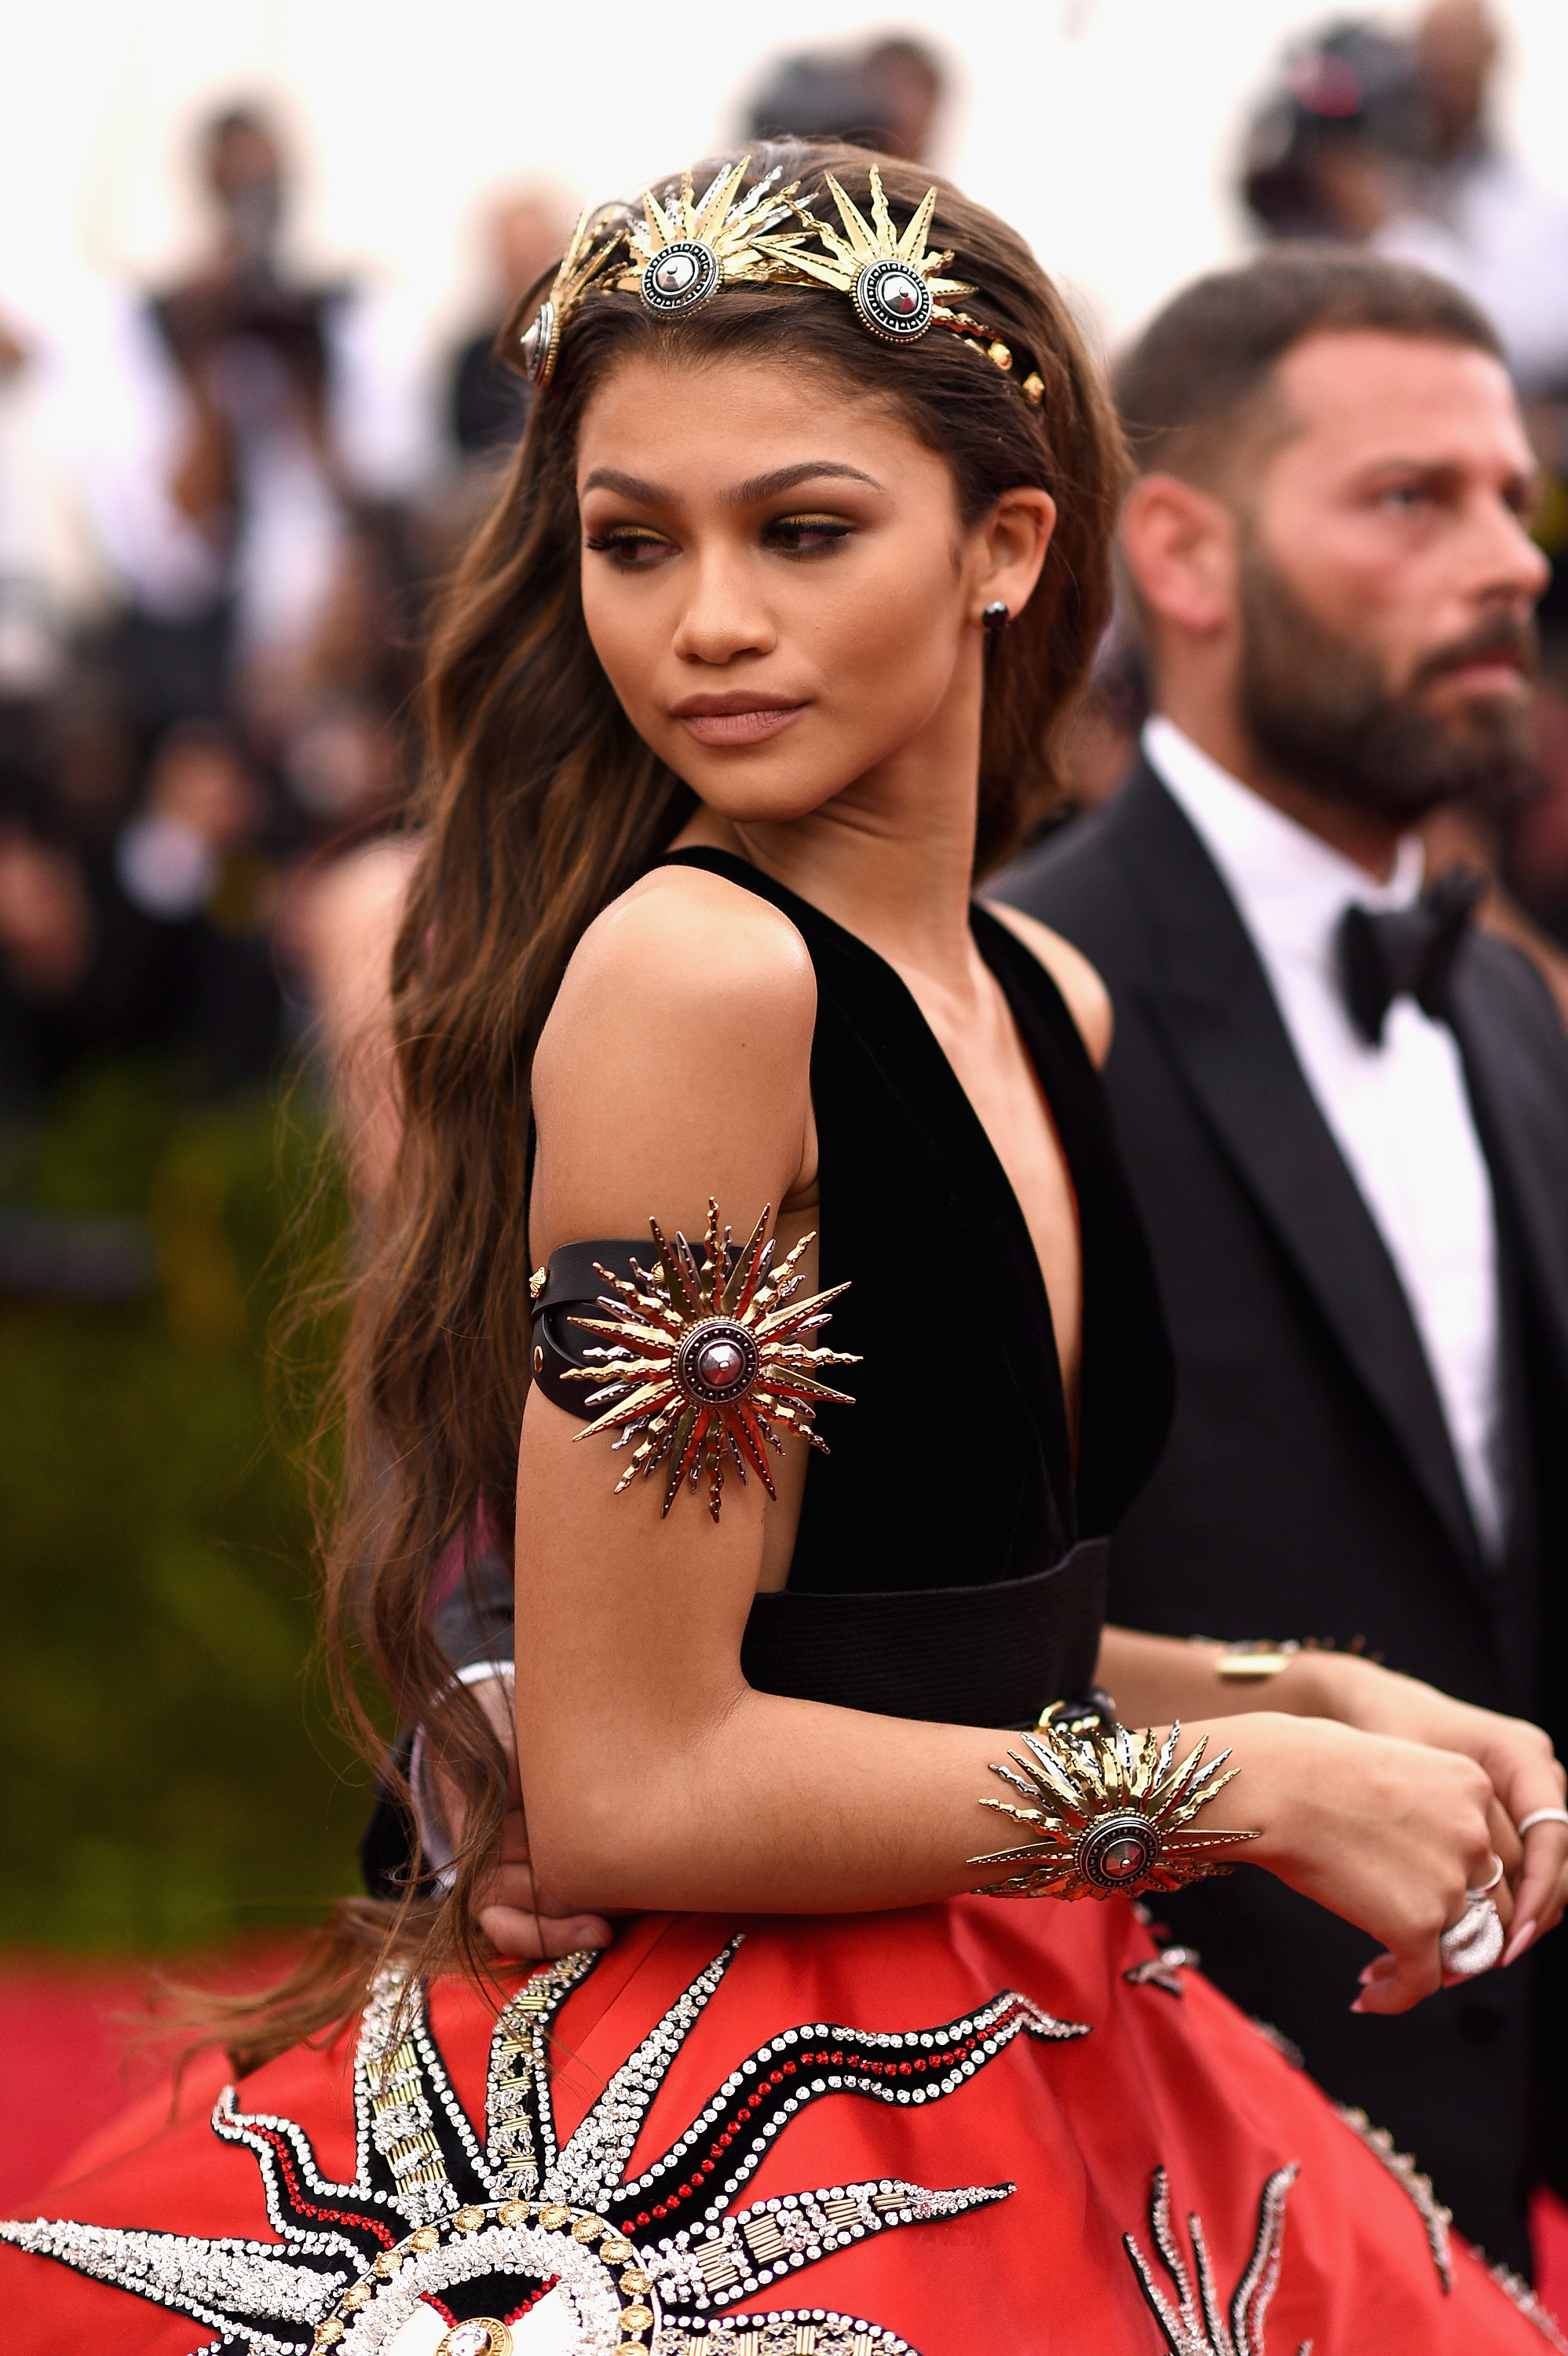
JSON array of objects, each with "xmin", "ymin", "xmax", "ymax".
[
  {"xmin": 424, "ymin": 1673, "xmax": 613, "ymax": 1961},
  {"xmin": 1226, "ymin": 1710, "xmax": 1512, "ymax": 2014},
  {"xmin": 474, "ymin": 1805, "xmax": 613, "ymax": 1962},
  {"xmin": 1307, "ymin": 1655, "xmax": 1568, "ymax": 1965},
  {"xmin": 1100, "ymin": 1631, "xmax": 1568, "ymax": 1974}
]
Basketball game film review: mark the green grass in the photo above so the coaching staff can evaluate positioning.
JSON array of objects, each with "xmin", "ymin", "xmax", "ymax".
[{"xmin": 0, "ymin": 1059, "xmax": 371, "ymax": 1954}]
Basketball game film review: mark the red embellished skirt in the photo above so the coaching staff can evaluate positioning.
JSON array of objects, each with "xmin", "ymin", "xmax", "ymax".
[{"xmin": 0, "ymin": 1897, "xmax": 1555, "ymax": 2355}]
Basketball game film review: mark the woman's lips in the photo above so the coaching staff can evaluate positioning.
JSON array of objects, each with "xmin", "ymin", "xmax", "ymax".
[{"xmin": 674, "ymin": 704, "xmax": 806, "ymax": 748}]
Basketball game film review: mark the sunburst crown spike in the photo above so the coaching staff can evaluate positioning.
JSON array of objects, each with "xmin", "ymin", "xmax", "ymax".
[
  {"xmin": 896, "ymin": 183, "xmax": 940, "ymax": 265},
  {"xmin": 690, "ymin": 158, "xmax": 749, "ymax": 245},
  {"xmin": 517, "ymin": 203, "xmax": 626, "ymax": 390},
  {"xmin": 825, "ymin": 170, "xmax": 882, "ymax": 263}
]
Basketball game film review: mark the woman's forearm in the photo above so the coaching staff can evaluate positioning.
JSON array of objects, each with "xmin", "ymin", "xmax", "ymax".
[
  {"xmin": 1096, "ymin": 1624, "xmax": 1354, "ymax": 1729},
  {"xmin": 518, "ymin": 1668, "xmax": 1503, "ymax": 2031},
  {"xmin": 521, "ymin": 1684, "xmax": 1062, "ymax": 1915},
  {"xmin": 520, "ymin": 1630, "xmax": 1343, "ymax": 1915},
  {"xmin": 514, "ymin": 1407, "xmax": 1530, "ymax": 2004},
  {"xmin": 520, "ymin": 1666, "xmax": 1276, "ymax": 1919}
]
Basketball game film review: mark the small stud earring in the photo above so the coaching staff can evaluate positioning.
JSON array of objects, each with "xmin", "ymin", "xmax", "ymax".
[{"xmin": 982, "ymin": 602, "xmax": 1011, "ymax": 635}]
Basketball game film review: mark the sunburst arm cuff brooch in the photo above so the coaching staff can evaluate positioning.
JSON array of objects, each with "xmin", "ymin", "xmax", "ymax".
[
  {"xmin": 967, "ymin": 1707, "xmax": 1261, "ymax": 1900},
  {"xmin": 554, "ymin": 1198, "xmax": 858, "ymax": 1524}
]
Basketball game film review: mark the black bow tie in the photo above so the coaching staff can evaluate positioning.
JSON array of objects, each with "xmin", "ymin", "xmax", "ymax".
[{"xmin": 1336, "ymin": 865, "xmax": 1486, "ymax": 1045}]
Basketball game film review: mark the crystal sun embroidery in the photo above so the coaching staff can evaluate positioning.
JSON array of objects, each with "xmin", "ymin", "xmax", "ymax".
[{"xmin": 1, "ymin": 1938, "xmax": 1089, "ymax": 2355}]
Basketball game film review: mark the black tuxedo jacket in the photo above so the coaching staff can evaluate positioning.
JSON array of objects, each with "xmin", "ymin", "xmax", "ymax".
[{"xmin": 1003, "ymin": 758, "xmax": 1568, "ymax": 2272}]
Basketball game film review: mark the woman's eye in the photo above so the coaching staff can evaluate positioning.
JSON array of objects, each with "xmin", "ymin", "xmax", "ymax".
[
  {"xmin": 584, "ymin": 529, "xmax": 674, "ymax": 569},
  {"xmin": 764, "ymin": 514, "xmax": 853, "ymax": 556}
]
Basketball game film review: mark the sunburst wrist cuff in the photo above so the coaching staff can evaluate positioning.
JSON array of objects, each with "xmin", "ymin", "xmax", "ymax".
[{"xmin": 967, "ymin": 1706, "xmax": 1261, "ymax": 1901}]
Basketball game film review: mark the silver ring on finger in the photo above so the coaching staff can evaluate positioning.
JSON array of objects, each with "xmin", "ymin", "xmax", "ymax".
[
  {"xmin": 1516, "ymin": 1808, "xmax": 1568, "ymax": 1838},
  {"xmin": 1473, "ymin": 1853, "xmax": 1505, "ymax": 1896},
  {"xmin": 1438, "ymin": 1896, "xmax": 1504, "ymax": 1980}
]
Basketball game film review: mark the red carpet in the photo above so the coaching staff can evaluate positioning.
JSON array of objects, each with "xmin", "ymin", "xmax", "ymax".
[
  {"xmin": 0, "ymin": 1948, "xmax": 298, "ymax": 2209},
  {"xmin": 1, "ymin": 1950, "xmax": 1565, "ymax": 2326}
]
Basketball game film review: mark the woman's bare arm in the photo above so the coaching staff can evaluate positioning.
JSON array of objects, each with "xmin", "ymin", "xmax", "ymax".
[{"xmin": 514, "ymin": 868, "xmax": 1548, "ymax": 2012}]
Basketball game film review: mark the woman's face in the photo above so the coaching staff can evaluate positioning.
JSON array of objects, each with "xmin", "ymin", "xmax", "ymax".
[{"xmin": 576, "ymin": 352, "xmax": 1050, "ymax": 825}]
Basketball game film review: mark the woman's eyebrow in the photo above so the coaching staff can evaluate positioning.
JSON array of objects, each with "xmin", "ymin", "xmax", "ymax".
[
  {"xmin": 578, "ymin": 460, "xmax": 886, "ymax": 507},
  {"xmin": 580, "ymin": 466, "xmax": 674, "ymax": 503},
  {"xmin": 723, "ymin": 460, "xmax": 885, "ymax": 505}
]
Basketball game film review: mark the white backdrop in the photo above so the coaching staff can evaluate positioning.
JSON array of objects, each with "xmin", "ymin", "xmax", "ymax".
[{"xmin": 3, "ymin": 0, "xmax": 1566, "ymax": 352}]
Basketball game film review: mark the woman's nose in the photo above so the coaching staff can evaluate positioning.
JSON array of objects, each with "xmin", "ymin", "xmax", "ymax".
[{"xmin": 671, "ymin": 554, "xmax": 777, "ymax": 665}]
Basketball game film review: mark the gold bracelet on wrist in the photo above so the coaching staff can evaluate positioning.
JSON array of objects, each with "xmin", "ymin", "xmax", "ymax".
[
  {"xmin": 1211, "ymin": 1640, "xmax": 1303, "ymax": 1683},
  {"xmin": 968, "ymin": 1703, "xmax": 1261, "ymax": 1901}
]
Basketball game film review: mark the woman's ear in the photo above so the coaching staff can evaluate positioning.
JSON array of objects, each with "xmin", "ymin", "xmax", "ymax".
[{"xmin": 971, "ymin": 488, "xmax": 1057, "ymax": 627}]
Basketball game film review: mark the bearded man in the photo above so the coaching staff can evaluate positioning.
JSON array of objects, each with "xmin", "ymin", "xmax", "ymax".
[{"xmin": 1003, "ymin": 249, "xmax": 1568, "ymax": 2276}]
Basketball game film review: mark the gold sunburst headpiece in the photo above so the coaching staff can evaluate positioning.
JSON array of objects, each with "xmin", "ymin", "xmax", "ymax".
[
  {"xmin": 564, "ymin": 1200, "xmax": 858, "ymax": 1521},
  {"xmin": 759, "ymin": 163, "xmax": 1045, "ymax": 401},
  {"xmin": 760, "ymin": 165, "xmax": 969, "ymax": 344},
  {"xmin": 516, "ymin": 158, "xmax": 1044, "ymax": 401},
  {"xmin": 968, "ymin": 1706, "xmax": 1260, "ymax": 1901}
]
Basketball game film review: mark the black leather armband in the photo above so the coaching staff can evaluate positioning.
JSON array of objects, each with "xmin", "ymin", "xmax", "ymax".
[{"xmin": 528, "ymin": 1240, "xmax": 649, "ymax": 1418}]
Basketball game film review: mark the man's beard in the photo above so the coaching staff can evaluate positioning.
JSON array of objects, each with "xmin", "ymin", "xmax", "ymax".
[{"xmin": 1236, "ymin": 545, "xmax": 1538, "ymax": 819}]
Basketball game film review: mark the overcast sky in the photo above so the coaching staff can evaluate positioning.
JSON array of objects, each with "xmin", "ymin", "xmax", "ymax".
[{"xmin": 3, "ymin": 1, "xmax": 1566, "ymax": 353}]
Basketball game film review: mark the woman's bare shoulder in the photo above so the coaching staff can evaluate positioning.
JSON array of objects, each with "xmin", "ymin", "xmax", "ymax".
[
  {"xmin": 546, "ymin": 863, "xmax": 815, "ymax": 1042},
  {"xmin": 981, "ymin": 899, "xmax": 1113, "ymax": 1069},
  {"xmin": 531, "ymin": 864, "xmax": 817, "ymax": 1249}
]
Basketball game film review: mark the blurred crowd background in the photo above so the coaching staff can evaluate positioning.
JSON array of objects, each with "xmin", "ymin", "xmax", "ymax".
[{"xmin": 5, "ymin": 0, "xmax": 1568, "ymax": 1975}]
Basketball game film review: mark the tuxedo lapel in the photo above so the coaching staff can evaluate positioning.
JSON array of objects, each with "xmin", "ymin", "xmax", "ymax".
[
  {"xmin": 1450, "ymin": 943, "xmax": 1568, "ymax": 1385},
  {"xmin": 1105, "ymin": 765, "xmax": 1485, "ymax": 1576}
]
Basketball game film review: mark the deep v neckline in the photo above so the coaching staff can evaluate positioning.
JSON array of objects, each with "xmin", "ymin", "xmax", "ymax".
[{"xmin": 654, "ymin": 847, "xmax": 1076, "ymax": 1481}]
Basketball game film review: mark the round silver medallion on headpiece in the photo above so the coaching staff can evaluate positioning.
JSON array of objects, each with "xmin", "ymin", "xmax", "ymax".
[
  {"xmin": 852, "ymin": 258, "xmax": 934, "ymax": 342},
  {"xmin": 518, "ymin": 299, "xmax": 560, "ymax": 388},
  {"xmin": 640, "ymin": 240, "xmax": 722, "ymax": 315}
]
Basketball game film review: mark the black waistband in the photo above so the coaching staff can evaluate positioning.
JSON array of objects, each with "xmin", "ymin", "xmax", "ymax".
[
  {"xmin": 740, "ymin": 1538, "xmax": 1108, "ymax": 1730},
  {"xmin": 432, "ymin": 1538, "xmax": 1106, "ymax": 1734}
]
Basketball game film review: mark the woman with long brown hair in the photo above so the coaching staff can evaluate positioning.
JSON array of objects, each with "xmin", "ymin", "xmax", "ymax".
[{"xmin": 6, "ymin": 145, "xmax": 1568, "ymax": 2355}]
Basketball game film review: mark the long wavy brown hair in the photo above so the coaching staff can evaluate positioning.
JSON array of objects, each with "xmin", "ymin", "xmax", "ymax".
[{"xmin": 222, "ymin": 143, "xmax": 1124, "ymax": 2069}]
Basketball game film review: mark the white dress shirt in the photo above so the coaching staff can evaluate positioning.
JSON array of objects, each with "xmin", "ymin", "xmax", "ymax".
[{"xmin": 1142, "ymin": 715, "xmax": 1507, "ymax": 1558}]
